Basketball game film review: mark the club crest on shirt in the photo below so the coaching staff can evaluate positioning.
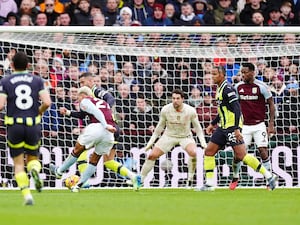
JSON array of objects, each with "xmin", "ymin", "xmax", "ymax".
[{"xmin": 252, "ymin": 87, "xmax": 257, "ymax": 94}]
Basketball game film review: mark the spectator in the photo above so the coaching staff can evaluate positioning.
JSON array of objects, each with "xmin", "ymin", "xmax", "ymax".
[
  {"xmin": 170, "ymin": 62, "xmax": 197, "ymax": 95},
  {"xmin": 39, "ymin": 0, "xmax": 65, "ymax": 14},
  {"xmin": 151, "ymin": 80, "xmax": 169, "ymax": 111},
  {"xmin": 64, "ymin": 64, "xmax": 80, "ymax": 88},
  {"xmin": 269, "ymin": 75, "xmax": 286, "ymax": 105},
  {"xmin": 130, "ymin": 79, "xmax": 144, "ymax": 99},
  {"xmin": 121, "ymin": 61, "xmax": 136, "ymax": 86},
  {"xmin": 41, "ymin": 101, "xmax": 59, "ymax": 138},
  {"xmin": 58, "ymin": 12, "xmax": 72, "ymax": 26},
  {"xmin": 17, "ymin": 0, "xmax": 39, "ymax": 23},
  {"xmin": 280, "ymin": 1, "xmax": 298, "ymax": 25},
  {"xmin": 187, "ymin": 86, "xmax": 203, "ymax": 108},
  {"xmin": 2, "ymin": 48, "xmax": 16, "ymax": 74},
  {"xmin": 199, "ymin": 72, "xmax": 217, "ymax": 96},
  {"xmin": 4, "ymin": 12, "xmax": 19, "ymax": 26},
  {"xmin": 53, "ymin": 82, "xmax": 80, "ymax": 138},
  {"xmin": 222, "ymin": 6, "xmax": 240, "ymax": 25},
  {"xmin": 256, "ymin": 58, "xmax": 268, "ymax": 79},
  {"xmin": 193, "ymin": 0, "xmax": 208, "ymax": 20},
  {"xmin": 239, "ymin": 0, "xmax": 268, "ymax": 25},
  {"xmin": 276, "ymin": 56, "xmax": 292, "ymax": 81},
  {"xmin": 103, "ymin": 0, "xmax": 119, "ymax": 26},
  {"xmin": 251, "ymin": 10, "xmax": 266, "ymax": 26},
  {"xmin": 115, "ymin": 6, "xmax": 133, "ymax": 26},
  {"xmin": 41, "ymin": 0, "xmax": 60, "ymax": 25},
  {"xmin": 19, "ymin": 14, "xmax": 34, "ymax": 25},
  {"xmin": 196, "ymin": 91, "xmax": 218, "ymax": 138},
  {"xmin": 35, "ymin": 12, "xmax": 48, "ymax": 26},
  {"xmin": 49, "ymin": 56, "xmax": 68, "ymax": 88},
  {"xmin": 164, "ymin": 3, "xmax": 176, "ymax": 24},
  {"xmin": 33, "ymin": 59, "xmax": 53, "ymax": 92},
  {"xmin": 125, "ymin": 94, "xmax": 159, "ymax": 147},
  {"xmin": 109, "ymin": 70, "xmax": 123, "ymax": 97},
  {"xmin": 174, "ymin": 2, "xmax": 197, "ymax": 26},
  {"xmin": 98, "ymin": 67, "xmax": 112, "ymax": 90},
  {"xmin": 135, "ymin": 55, "xmax": 152, "ymax": 82},
  {"xmin": 144, "ymin": 3, "xmax": 173, "ymax": 26},
  {"xmin": 74, "ymin": 0, "xmax": 92, "ymax": 25},
  {"xmin": 267, "ymin": 5, "xmax": 286, "ymax": 26},
  {"xmin": 64, "ymin": 0, "xmax": 80, "ymax": 23},
  {"xmin": 92, "ymin": 13, "xmax": 105, "ymax": 26},
  {"xmin": 151, "ymin": 60, "xmax": 169, "ymax": 81},
  {"xmin": 130, "ymin": 0, "xmax": 152, "ymax": 25},
  {"xmin": 203, "ymin": 0, "xmax": 233, "ymax": 25},
  {"xmin": 115, "ymin": 83, "xmax": 135, "ymax": 127},
  {"xmin": 262, "ymin": 66, "xmax": 276, "ymax": 85},
  {"xmin": 0, "ymin": 0, "xmax": 18, "ymax": 25},
  {"xmin": 89, "ymin": 3, "xmax": 102, "ymax": 18}
]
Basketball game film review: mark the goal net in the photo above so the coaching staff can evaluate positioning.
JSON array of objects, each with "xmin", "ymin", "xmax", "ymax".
[{"xmin": 0, "ymin": 26, "xmax": 299, "ymax": 189}]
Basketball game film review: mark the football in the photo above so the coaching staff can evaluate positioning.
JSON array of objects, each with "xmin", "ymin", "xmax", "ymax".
[
  {"xmin": 160, "ymin": 159, "xmax": 173, "ymax": 172},
  {"xmin": 65, "ymin": 175, "xmax": 80, "ymax": 189}
]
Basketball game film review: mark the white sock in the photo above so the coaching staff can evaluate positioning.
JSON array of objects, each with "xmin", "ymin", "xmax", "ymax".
[
  {"xmin": 187, "ymin": 157, "xmax": 196, "ymax": 181},
  {"xmin": 232, "ymin": 160, "xmax": 242, "ymax": 179},
  {"xmin": 141, "ymin": 160, "xmax": 155, "ymax": 183},
  {"xmin": 262, "ymin": 158, "xmax": 271, "ymax": 172}
]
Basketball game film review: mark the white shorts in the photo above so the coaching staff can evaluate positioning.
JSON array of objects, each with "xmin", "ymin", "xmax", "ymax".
[
  {"xmin": 242, "ymin": 122, "xmax": 268, "ymax": 148},
  {"xmin": 77, "ymin": 123, "xmax": 114, "ymax": 155},
  {"xmin": 154, "ymin": 133, "xmax": 196, "ymax": 153}
]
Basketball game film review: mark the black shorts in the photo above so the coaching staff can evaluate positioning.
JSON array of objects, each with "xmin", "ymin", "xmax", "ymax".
[
  {"xmin": 210, "ymin": 127, "xmax": 244, "ymax": 149},
  {"xmin": 7, "ymin": 124, "xmax": 41, "ymax": 158}
]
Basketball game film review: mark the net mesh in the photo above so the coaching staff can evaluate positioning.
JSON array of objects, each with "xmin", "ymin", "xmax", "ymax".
[{"xmin": 0, "ymin": 27, "xmax": 299, "ymax": 188}]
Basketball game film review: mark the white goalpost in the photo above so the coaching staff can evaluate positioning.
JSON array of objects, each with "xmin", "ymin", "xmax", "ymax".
[{"xmin": 0, "ymin": 26, "xmax": 299, "ymax": 189}]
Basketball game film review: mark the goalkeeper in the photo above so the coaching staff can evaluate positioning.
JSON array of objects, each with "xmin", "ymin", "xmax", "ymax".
[
  {"xmin": 141, "ymin": 89, "xmax": 207, "ymax": 187},
  {"xmin": 74, "ymin": 72, "xmax": 138, "ymax": 187}
]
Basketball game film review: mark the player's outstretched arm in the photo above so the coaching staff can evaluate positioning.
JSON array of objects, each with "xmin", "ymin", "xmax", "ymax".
[{"xmin": 144, "ymin": 109, "xmax": 166, "ymax": 151}]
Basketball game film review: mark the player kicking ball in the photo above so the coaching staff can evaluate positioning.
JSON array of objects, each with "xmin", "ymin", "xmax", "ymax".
[{"xmin": 50, "ymin": 86, "xmax": 141, "ymax": 191}]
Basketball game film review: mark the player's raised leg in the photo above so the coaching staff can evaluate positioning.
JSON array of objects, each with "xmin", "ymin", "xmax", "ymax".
[{"xmin": 50, "ymin": 142, "xmax": 85, "ymax": 178}]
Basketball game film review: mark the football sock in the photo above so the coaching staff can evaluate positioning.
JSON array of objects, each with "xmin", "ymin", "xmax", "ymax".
[
  {"xmin": 104, "ymin": 160, "xmax": 135, "ymax": 180},
  {"xmin": 77, "ymin": 151, "xmax": 88, "ymax": 175},
  {"xmin": 242, "ymin": 154, "xmax": 272, "ymax": 179},
  {"xmin": 204, "ymin": 155, "xmax": 215, "ymax": 186},
  {"xmin": 27, "ymin": 159, "xmax": 42, "ymax": 173},
  {"xmin": 232, "ymin": 159, "xmax": 242, "ymax": 179},
  {"xmin": 141, "ymin": 159, "xmax": 156, "ymax": 183},
  {"xmin": 187, "ymin": 157, "xmax": 196, "ymax": 181},
  {"xmin": 58, "ymin": 154, "xmax": 78, "ymax": 174},
  {"xmin": 15, "ymin": 171, "xmax": 31, "ymax": 197},
  {"xmin": 262, "ymin": 157, "xmax": 271, "ymax": 172},
  {"xmin": 77, "ymin": 164, "xmax": 96, "ymax": 187}
]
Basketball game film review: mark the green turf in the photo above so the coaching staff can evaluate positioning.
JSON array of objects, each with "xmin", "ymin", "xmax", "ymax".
[{"xmin": 0, "ymin": 188, "xmax": 299, "ymax": 225}]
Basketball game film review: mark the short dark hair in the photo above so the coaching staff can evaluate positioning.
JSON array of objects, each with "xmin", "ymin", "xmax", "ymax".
[
  {"xmin": 172, "ymin": 89, "xmax": 185, "ymax": 98},
  {"xmin": 213, "ymin": 65, "xmax": 226, "ymax": 75},
  {"xmin": 12, "ymin": 51, "xmax": 29, "ymax": 70},
  {"xmin": 79, "ymin": 72, "xmax": 93, "ymax": 79},
  {"xmin": 242, "ymin": 62, "xmax": 255, "ymax": 71}
]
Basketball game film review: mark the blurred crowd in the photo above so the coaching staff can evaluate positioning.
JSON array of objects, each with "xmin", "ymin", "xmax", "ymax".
[
  {"xmin": 0, "ymin": 0, "xmax": 299, "ymax": 151},
  {"xmin": 1, "ymin": 0, "xmax": 300, "ymax": 26}
]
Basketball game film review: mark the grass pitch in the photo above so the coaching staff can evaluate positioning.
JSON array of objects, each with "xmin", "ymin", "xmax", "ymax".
[{"xmin": 0, "ymin": 188, "xmax": 299, "ymax": 225}]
